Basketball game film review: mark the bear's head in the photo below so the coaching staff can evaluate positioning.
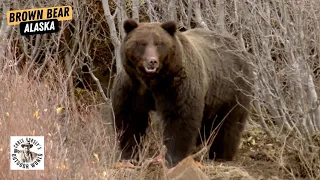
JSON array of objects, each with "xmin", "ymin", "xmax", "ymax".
[{"xmin": 120, "ymin": 19, "xmax": 179, "ymax": 80}]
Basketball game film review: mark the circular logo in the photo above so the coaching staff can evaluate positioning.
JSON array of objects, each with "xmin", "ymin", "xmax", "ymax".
[{"xmin": 11, "ymin": 136, "xmax": 44, "ymax": 170}]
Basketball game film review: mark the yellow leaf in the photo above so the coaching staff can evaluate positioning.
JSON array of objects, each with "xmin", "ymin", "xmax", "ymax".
[
  {"xmin": 33, "ymin": 109, "xmax": 40, "ymax": 119},
  {"xmin": 56, "ymin": 106, "xmax": 65, "ymax": 114},
  {"xmin": 102, "ymin": 171, "xmax": 107, "ymax": 177},
  {"xmin": 93, "ymin": 153, "xmax": 99, "ymax": 162},
  {"xmin": 251, "ymin": 139, "xmax": 256, "ymax": 145},
  {"xmin": 5, "ymin": 112, "xmax": 9, "ymax": 117},
  {"xmin": 56, "ymin": 163, "xmax": 68, "ymax": 170},
  {"xmin": 113, "ymin": 162, "xmax": 135, "ymax": 168},
  {"xmin": 44, "ymin": 109, "xmax": 48, "ymax": 112}
]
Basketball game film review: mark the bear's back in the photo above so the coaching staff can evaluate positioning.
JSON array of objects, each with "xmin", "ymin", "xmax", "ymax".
[
  {"xmin": 181, "ymin": 28, "xmax": 239, "ymax": 52},
  {"xmin": 180, "ymin": 28, "xmax": 244, "ymax": 74},
  {"xmin": 180, "ymin": 27, "xmax": 253, "ymax": 102}
]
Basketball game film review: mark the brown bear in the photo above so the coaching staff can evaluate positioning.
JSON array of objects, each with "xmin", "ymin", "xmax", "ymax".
[{"xmin": 111, "ymin": 19, "xmax": 254, "ymax": 168}]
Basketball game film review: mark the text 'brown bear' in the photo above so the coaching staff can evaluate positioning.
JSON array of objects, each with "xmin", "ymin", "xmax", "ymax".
[{"xmin": 111, "ymin": 19, "xmax": 254, "ymax": 168}]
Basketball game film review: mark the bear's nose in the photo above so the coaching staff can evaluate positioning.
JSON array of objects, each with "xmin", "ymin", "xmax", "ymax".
[
  {"xmin": 144, "ymin": 57, "xmax": 159, "ymax": 73},
  {"xmin": 147, "ymin": 58, "xmax": 158, "ymax": 66}
]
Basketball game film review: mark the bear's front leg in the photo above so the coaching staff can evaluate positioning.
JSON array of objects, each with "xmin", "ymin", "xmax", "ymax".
[
  {"xmin": 156, "ymin": 88, "xmax": 204, "ymax": 168},
  {"xmin": 111, "ymin": 71, "xmax": 154, "ymax": 162}
]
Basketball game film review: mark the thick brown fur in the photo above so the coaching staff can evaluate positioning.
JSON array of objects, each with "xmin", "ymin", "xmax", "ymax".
[{"xmin": 111, "ymin": 19, "xmax": 254, "ymax": 168}]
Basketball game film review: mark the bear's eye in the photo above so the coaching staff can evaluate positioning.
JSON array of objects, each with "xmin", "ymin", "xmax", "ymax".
[
  {"xmin": 154, "ymin": 42, "xmax": 163, "ymax": 47},
  {"xmin": 137, "ymin": 42, "xmax": 147, "ymax": 46}
]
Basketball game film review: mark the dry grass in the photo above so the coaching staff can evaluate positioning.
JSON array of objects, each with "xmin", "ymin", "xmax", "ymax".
[
  {"xmin": 0, "ymin": 70, "xmax": 117, "ymax": 179},
  {"xmin": 0, "ymin": 70, "xmax": 170, "ymax": 179}
]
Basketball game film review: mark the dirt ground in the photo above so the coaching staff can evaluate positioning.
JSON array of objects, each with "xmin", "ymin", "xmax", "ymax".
[
  {"xmin": 135, "ymin": 116, "xmax": 315, "ymax": 180},
  {"xmin": 108, "ymin": 121, "xmax": 308, "ymax": 180},
  {"xmin": 223, "ymin": 127, "xmax": 289, "ymax": 179},
  {"xmin": 108, "ymin": 124, "xmax": 300, "ymax": 180},
  {"xmin": 198, "ymin": 124, "xmax": 312, "ymax": 180}
]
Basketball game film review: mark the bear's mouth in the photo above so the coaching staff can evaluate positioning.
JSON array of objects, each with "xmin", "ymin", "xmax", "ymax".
[
  {"xmin": 145, "ymin": 66, "xmax": 157, "ymax": 73},
  {"xmin": 143, "ymin": 62, "xmax": 159, "ymax": 74},
  {"xmin": 139, "ymin": 60, "xmax": 161, "ymax": 77}
]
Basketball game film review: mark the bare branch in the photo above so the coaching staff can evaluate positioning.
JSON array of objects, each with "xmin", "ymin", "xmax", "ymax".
[
  {"xmin": 0, "ymin": 3, "xmax": 11, "ymax": 70},
  {"xmin": 187, "ymin": 0, "xmax": 192, "ymax": 29},
  {"xmin": 145, "ymin": 0, "xmax": 159, "ymax": 22},
  {"xmin": 168, "ymin": 0, "xmax": 177, "ymax": 21},
  {"xmin": 216, "ymin": 0, "xmax": 225, "ymax": 32},
  {"xmin": 117, "ymin": 0, "xmax": 127, "ymax": 40},
  {"xmin": 102, "ymin": 0, "xmax": 122, "ymax": 73},
  {"xmin": 193, "ymin": 0, "xmax": 208, "ymax": 29},
  {"xmin": 307, "ymin": 74, "xmax": 320, "ymax": 130},
  {"xmin": 88, "ymin": 65, "xmax": 110, "ymax": 103},
  {"xmin": 132, "ymin": 0, "xmax": 140, "ymax": 22}
]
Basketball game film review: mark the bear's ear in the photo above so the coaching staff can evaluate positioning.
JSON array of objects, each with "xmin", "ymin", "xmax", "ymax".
[
  {"xmin": 161, "ymin": 21, "xmax": 177, "ymax": 36},
  {"xmin": 123, "ymin": 19, "xmax": 138, "ymax": 34}
]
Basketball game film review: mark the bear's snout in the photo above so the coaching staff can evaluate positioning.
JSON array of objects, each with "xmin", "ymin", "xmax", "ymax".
[{"xmin": 144, "ymin": 57, "xmax": 159, "ymax": 73}]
